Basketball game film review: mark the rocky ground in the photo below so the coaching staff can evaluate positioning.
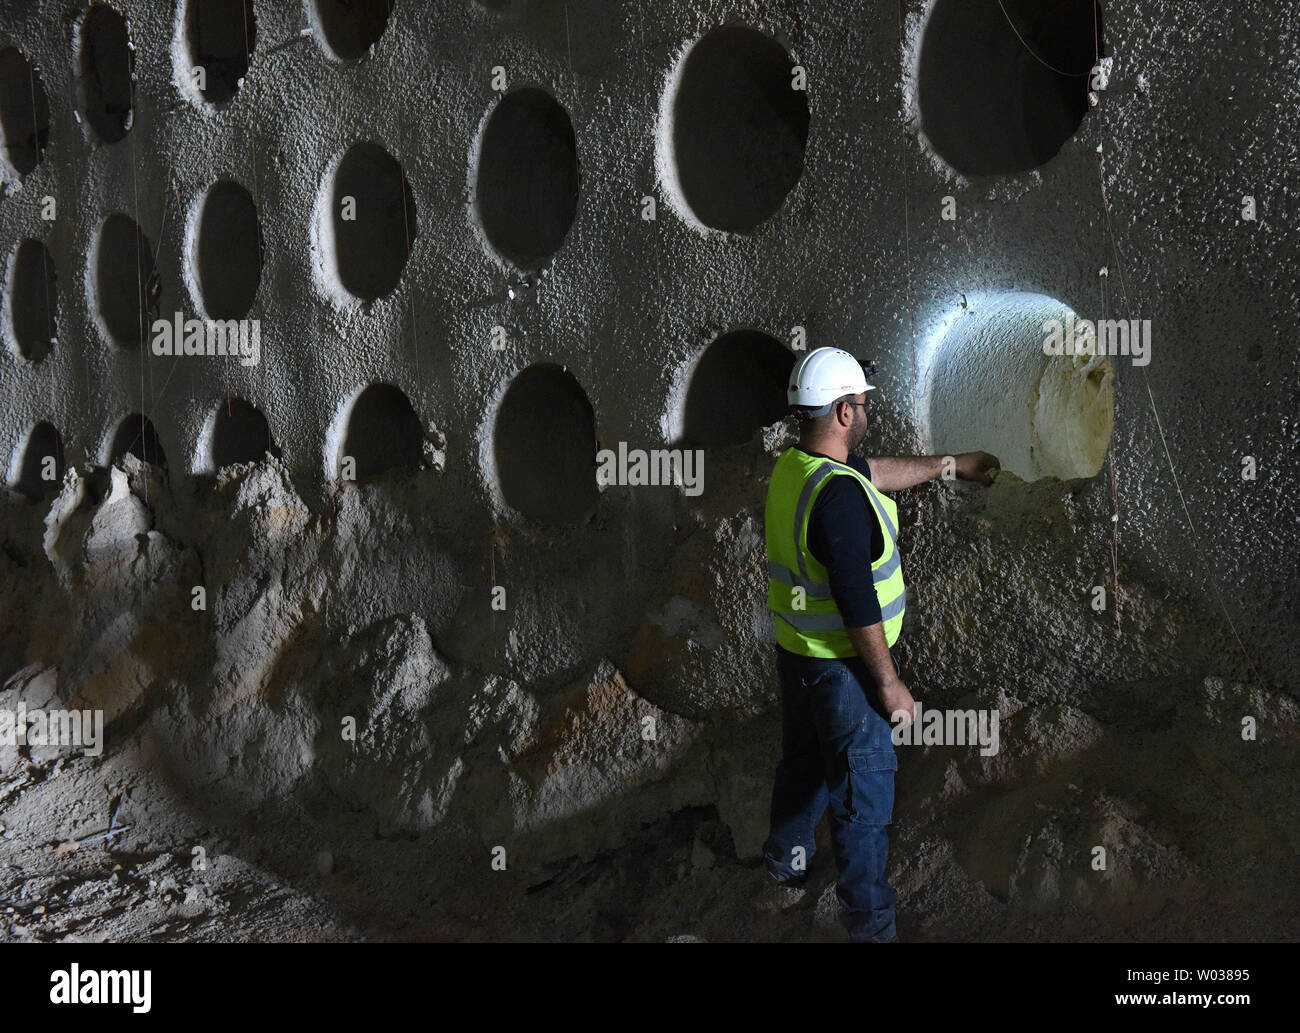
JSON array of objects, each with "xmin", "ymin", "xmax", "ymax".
[{"xmin": 2, "ymin": 428, "xmax": 1296, "ymax": 942}]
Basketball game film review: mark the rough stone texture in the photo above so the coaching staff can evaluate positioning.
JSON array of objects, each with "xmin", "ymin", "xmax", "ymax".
[{"xmin": 0, "ymin": 0, "xmax": 1297, "ymax": 941}]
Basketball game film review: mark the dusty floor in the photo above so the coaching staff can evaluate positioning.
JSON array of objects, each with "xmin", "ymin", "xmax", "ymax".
[{"xmin": 2, "ymin": 427, "xmax": 1296, "ymax": 943}]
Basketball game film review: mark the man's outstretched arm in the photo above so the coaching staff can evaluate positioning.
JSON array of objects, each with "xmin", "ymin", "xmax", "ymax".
[{"xmin": 867, "ymin": 451, "xmax": 1000, "ymax": 491}]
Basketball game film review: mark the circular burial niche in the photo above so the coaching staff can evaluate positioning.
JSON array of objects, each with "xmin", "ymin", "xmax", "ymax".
[
  {"xmin": 79, "ymin": 4, "xmax": 135, "ymax": 144},
  {"xmin": 671, "ymin": 330, "xmax": 795, "ymax": 447},
  {"xmin": 207, "ymin": 397, "xmax": 278, "ymax": 470},
  {"xmin": 192, "ymin": 180, "xmax": 262, "ymax": 319},
  {"xmin": 658, "ymin": 25, "xmax": 810, "ymax": 234},
  {"xmin": 473, "ymin": 87, "xmax": 579, "ymax": 269},
  {"xmin": 8, "ymin": 422, "xmax": 65, "ymax": 500},
  {"xmin": 181, "ymin": 0, "xmax": 256, "ymax": 106},
  {"xmin": 107, "ymin": 413, "xmax": 168, "ymax": 473},
  {"xmin": 916, "ymin": 0, "xmax": 1105, "ymax": 177},
  {"xmin": 920, "ymin": 292, "xmax": 1115, "ymax": 481},
  {"xmin": 310, "ymin": 0, "xmax": 393, "ymax": 62},
  {"xmin": 338, "ymin": 383, "xmax": 423, "ymax": 481},
  {"xmin": 94, "ymin": 213, "xmax": 157, "ymax": 347},
  {"xmin": 320, "ymin": 142, "xmax": 417, "ymax": 302},
  {"xmin": 491, "ymin": 363, "xmax": 598, "ymax": 525},
  {"xmin": 0, "ymin": 47, "xmax": 50, "ymax": 175},
  {"xmin": 5, "ymin": 239, "xmax": 57, "ymax": 362}
]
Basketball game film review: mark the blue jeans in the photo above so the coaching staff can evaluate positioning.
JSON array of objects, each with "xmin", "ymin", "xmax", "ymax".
[{"xmin": 762, "ymin": 646, "xmax": 899, "ymax": 943}]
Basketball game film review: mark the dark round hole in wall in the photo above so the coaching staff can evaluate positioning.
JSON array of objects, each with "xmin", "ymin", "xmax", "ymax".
[
  {"xmin": 668, "ymin": 26, "xmax": 810, "ymax": 234},
  {"xmin": 331, "ymin": 142, "xmax": 417, "ymax": 301},
  {"xmin": 197, "ymin": 180, "xmax": 262, "ymax": 319},
  {"xmin": 7, "ymin": 239, "xmax": 57, "ymax": 362},
  {"xmin": 80, "ymin": 4, "xmax": 135, "ymax": 143},
  {"xmin": 109, "ymin": 413, "xmax": 167, "ymax": 474},
  {"xmin": 96, "ymin": 213, "xmax": 157, "ymax": 347},
  {"xmin": 493, "ymin": 363, "xmax": 598, "ymax": 525},
  {"xmin": 475, "ymin": 88, "xmax": 579, "ymax": 269},
  {"xmin": 342, "ymin": 383, "xmax": 423, "ymax": 480},
  {"xmin": 0, "ymin": 47, "xmax": 51, "ymax": 175},
  {"xmin": 917, "ymin": 0, "xmax": 1105, "ymax": 177},
  {"xmin": 13, "ymin": 422, "xmax": 65, "ymax": 500},
  {"xmin": 311, "ymin": 0, "xmax": 392, "ymax": 61},
  {"xmin": 186, "ymin": 0, "xmax": 255, "ymax": 105},
  {"xmin": 211, "ymin": 397, "xmax": 277, "ymax": 469},
  {"xmin": 681, "ymin": 330, "xmax": 794, "ymax": 447}
]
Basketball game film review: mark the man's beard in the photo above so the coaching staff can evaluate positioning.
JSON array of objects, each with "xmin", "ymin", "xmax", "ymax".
[{"xmin": 851, "ymin": 412, "xmax": 868, "ymax": 450}]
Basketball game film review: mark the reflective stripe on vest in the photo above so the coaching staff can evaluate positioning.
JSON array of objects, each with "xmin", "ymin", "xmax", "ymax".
[
  {"xmin": 764, "ymin": 448, "xmax": 907, "ymax": 657},
  {"xmin": 775, "ymin": 593, "xmax": 907, "ymax": 631},
  {"xmin": 765, "ymin": 560, "xmax": 831, "ymax": 596}
]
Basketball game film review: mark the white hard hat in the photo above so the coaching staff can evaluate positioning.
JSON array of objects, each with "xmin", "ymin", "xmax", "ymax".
[{"xmin": 787, "ymin": 347, "xmax": 876, "ymax": 418}]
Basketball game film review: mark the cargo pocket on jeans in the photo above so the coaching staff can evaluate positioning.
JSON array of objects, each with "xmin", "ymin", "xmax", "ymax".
[{"xmin": 846, "ymin": 747, "xmax": 897, "ymax": 826}]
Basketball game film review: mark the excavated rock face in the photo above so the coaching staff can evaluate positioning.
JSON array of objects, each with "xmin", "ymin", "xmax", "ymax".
[{"xmin": 1, "ymin": 0, "xmax": 1297, "ymax": 941}]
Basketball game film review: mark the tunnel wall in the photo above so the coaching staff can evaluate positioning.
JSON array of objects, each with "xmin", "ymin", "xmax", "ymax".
[{"xmin": 0, "ymin": 0, "xmax": 1296, "ymax": 691}]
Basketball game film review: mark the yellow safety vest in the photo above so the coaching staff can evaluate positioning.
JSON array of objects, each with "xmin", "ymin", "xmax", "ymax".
[{"xmin": 765, "ymin": 448, "xmax": 906, "ymax": 656}]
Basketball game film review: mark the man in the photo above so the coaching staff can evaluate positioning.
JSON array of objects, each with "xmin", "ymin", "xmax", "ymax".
[{"xmin": 762, "ymin": 346, "xmax": 999, "ymax": 943}]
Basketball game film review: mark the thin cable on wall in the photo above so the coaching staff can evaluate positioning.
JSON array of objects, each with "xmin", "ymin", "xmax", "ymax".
[
  {"xmin": 995, "ymin": 0, "xmax": 1095, "ymax": 77},
  {"xmin": 896, "ymin": 0, "xmax": 924, "ymax": 530},
  {"xmin": 1087, "ymin": 9, "xmax": 1265, "ymax": 687}
]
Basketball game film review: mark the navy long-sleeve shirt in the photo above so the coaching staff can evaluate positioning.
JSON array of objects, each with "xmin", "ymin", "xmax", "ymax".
[{"xmin": 798, "ymin": 447, "xmax": 885, "ymax": 628}]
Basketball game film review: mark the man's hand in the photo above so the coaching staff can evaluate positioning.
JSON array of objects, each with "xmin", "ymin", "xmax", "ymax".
[
  {"xmin": 954, "ymin": 451, "xmax": 1001, "ymax": 485},
  {"xmin": 879, "ymin": 676, "xmax": 916, "ymax": 728}
]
